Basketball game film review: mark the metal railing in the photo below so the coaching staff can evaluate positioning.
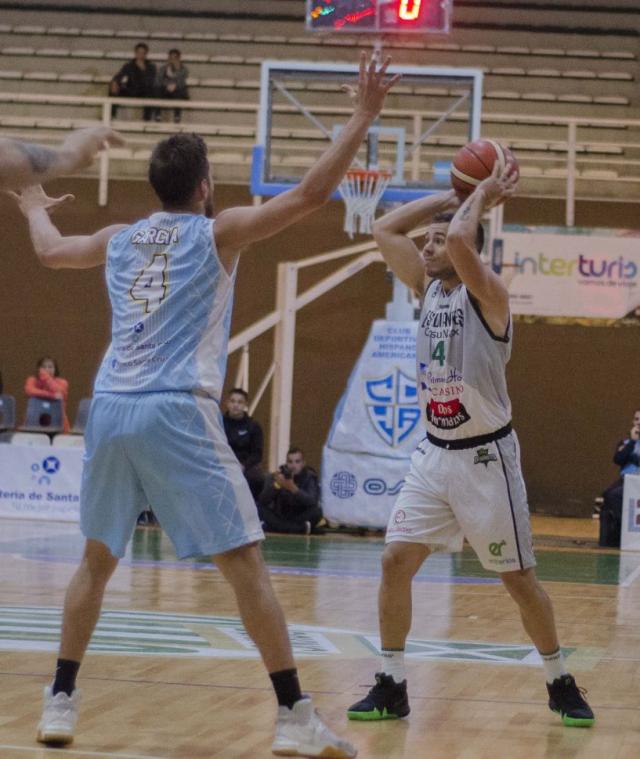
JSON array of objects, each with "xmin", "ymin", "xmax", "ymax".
[{"xmin": 1, "ymin": 91, "xmax": 640, "ymax": 224}]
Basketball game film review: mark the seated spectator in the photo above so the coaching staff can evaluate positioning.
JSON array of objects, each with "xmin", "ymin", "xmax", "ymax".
[
  {"xmin": 600, "ymin": 408, "xmax": 640, "ymax": 547},
  {"xmin": 24, "ymin": 356, "xmax": 70, "ymax": 432},
  {"xmin": 258, "ymin": 447, "xmax": 324, "ymax": 535},
  {"xmin": 109, "ymin": 42, "xmax": 157, "ymax": 122},
  {"xmin": 157, "ymin": 49, "xmax": 190, "ymax": 123},
  {"xmin": 223, "ymin": 388, "xmax": 265, "ymax": 500}
]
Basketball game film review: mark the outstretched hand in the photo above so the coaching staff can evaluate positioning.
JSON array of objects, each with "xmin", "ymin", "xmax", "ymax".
[
  {"xmin": 60, "ymin": 126, "xmax": 125, "ymax": 170},
  {"xmin": 340, "ymin": 52, "xmax": 401, "ymax": 118},
  {"xmin": 475, "ymin": 161, "xmax": 518, "ymax": 209},
  {"xmin": 6, "ymin": 184, "xmax": 75, "ymax": 216}
]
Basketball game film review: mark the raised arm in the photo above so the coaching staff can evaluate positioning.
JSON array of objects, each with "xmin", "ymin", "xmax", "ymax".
[
  {"xmin": 372, "ymin": 189, "xmax": 460, "ymax": 298},
  {"xmin": 10, "ymin": 185, "xmax": 126, "ymax": 269},
  {"xmin": 0, "ymin": 127, "xmax": 124, "ymax": 191},
  {"xmin": 213, "ymin": 53, "xmax": 400, "ymax": 264},
  {"xmin": 446, "ymin": 163, "xmax": 517, "ymax": 334}
]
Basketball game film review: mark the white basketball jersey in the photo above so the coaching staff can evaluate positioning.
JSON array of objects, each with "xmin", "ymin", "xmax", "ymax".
[
  {"xmin": 94, "ymin": 212, "xmax": 235, "ymax": 401},
  {"xmin": 416, "ymin": 281, "xmax": 512, "ymax": 441}
]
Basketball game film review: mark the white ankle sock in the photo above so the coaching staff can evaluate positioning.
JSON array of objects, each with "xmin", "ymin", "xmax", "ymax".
[
  {"xmin": 380, "ymin": 649, "xmax": 406, "ymax": 683},
  {"xmin": 540, "ymin": 648, "xmax": 567, "ymax": 684}
]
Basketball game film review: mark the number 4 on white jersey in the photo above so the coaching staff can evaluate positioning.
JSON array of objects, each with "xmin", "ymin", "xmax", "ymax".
[{"xmin": 130, "ymin": 253, "xmax": 169, "ymax": 314}]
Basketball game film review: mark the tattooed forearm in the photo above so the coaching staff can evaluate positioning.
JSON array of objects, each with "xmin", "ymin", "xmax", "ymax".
[{"xmin": 13, "ymin": 141, "xmax": 58, "ymax": 174}]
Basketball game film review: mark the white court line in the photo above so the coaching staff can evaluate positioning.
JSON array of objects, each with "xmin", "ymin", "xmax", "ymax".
[
  {"xmin": 0, "ymin": 745, "xmax": 165, "ymax": 759},
  {"xmin": 620, "ymin": 562, "xmax": 640, "ymax": 588}
]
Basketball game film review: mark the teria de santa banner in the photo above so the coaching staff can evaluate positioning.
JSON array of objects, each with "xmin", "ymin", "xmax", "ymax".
[{"xmin": 496, "ymin": 227, "xmax": 640, "ymax": 320}]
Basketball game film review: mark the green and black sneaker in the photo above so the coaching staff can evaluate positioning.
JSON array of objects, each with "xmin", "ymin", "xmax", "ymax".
[
  {"xmin": 547, "ymin": 674, "xmax": 595, "ymax": 727},
  {"xmin": 347, "ymin": 673, "xmax": 410, "ymax": 721}
]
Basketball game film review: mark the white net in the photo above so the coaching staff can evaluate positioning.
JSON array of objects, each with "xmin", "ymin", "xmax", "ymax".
[{"xmin": 338, "ymin": 169, "xmax": 391, "ymax": 238}]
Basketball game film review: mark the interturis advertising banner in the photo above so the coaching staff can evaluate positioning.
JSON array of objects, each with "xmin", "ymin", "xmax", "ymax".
[
  {"xmin": 495, "ymin": 228, "xmax": 640, "ymax": 320},
  {"xmin": 0, "ymin": 445, "xmax": 82, "ymax": 522},
  {"xmin": 322, "ymin": 320, "xmax": 423, "ymax": 528}
]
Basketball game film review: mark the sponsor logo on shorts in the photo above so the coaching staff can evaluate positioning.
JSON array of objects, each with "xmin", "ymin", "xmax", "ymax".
[
  {"xmin": 489, "ymin": 540, "xmax": 507, "ymax": 557},
  {"xmin": 330, "ymin": 471, "xmax": 357, "ymax": 499},
  {"xmin": 488, "ymin": 557, "xmax": 518, "ymax": 566},
  {"xmin": 474, "ymin": 447, "xmax": 498, "ymax": 467}
]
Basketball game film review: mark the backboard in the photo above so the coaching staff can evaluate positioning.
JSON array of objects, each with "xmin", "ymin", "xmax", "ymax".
[{"xmin": 251, "ymin": 60, "xmax": 483, "ymax": 204}]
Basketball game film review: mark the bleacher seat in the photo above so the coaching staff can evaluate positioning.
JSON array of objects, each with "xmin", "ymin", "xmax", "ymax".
[
  {"xmin": 0, "ymin": 431, "xmax": 50, "ymax": 446},
  {"xmin": 0, "ymin": 395, "xmax": 16, "ymax": 431},
  {"xmin": 20, "ymin": 397, "xmax": 64, "ymax": 433},
  {"xmin": 54, "ymin": 434, "xmax": 85, "ymax": 448}
]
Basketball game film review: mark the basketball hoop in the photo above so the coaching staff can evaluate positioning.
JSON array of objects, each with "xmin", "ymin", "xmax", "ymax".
[{"xmin": 339, "ymin": 168, "xmax": 391, "ymax": 238}]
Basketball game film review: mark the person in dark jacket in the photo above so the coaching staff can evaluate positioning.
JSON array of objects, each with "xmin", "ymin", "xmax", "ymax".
[
  {"xmin": 109, "ymin": 42, "xmax": 158, "ymax": 121},
  {"xmin": 258, "ymin": 447, "xmax": 323, "ymax": 535},
  {"xmin": 223, "ymin": 388, "xmax": 264, "ymax": 500},
  {"xmin": 157, "ymin": 49, "xmax": 190, "ymax": 123},
  {"xmin": 600, "ymin": 409, "xmax": 640, "ymax": 547}
]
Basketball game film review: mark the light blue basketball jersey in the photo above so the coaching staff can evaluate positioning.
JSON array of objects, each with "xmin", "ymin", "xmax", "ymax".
[{"xmin": 94, "ymin": 212, "xmax": 235, "ymax": 400}]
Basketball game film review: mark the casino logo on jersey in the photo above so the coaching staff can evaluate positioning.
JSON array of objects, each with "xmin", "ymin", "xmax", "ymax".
[{"xmin": 364, "ymin": 369, "xmax": 421, "ymax": 447}]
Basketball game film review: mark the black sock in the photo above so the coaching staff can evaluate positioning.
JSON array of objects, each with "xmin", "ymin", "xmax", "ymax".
[
  {"xmin": 269, "ymin": 668, "xmax": 303, "ymax": 709},
  {"xmin": 52, "ymin": 659, "xmax": 81, "ymax": 696}
]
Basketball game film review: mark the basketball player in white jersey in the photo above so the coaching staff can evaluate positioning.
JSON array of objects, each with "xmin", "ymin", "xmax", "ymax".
[
  {"xmin": 11, "ymin": 54, "xmax": 399, "ymax": 759},
  {"xmin": 347, "ymin": 164, "xmax": 595, "ymax": 727},
  {"xmin": 0, "ymin": 127, "xmax": 122, "ymax": 190}
]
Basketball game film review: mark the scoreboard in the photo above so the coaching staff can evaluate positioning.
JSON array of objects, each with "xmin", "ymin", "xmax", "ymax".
[{"xmin": 306, "ymin": 0, "xmax": 451, "ymax": 34}]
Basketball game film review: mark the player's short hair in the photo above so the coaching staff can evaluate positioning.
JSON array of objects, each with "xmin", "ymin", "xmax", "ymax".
[
  {"xmin": 134, "ymin": 42, "xmax": 149, "ymax": 53},
  {"xmin": 287, "ymin": 446, "xmax": 304, "ymax": 458},
  {"xmin": 37, "ymin": 356, "xmax": 60, "ymax": 377},
  {"xmin": 432, "ymin": 212, "xmax": 485, "ymax": 254},
  {"xmin": 228, "ymin": 387, "xmax": 248, "ymax": 401},
  {"xmin": 148, "ymin": 133, "xmax": 209, "ymax": 207},
  {"xmin": 169, "ymin": 48, "xmax": 181, "ymax": 57}
]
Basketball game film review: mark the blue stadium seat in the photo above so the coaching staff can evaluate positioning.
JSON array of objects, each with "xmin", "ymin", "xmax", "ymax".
[
  {"xmin": 21, "ymin": 397, "xmax": 64, "ymax": 433},
  {"xmin": 0, "ymin": 394, "xmax": 16, "ymax": 431}
]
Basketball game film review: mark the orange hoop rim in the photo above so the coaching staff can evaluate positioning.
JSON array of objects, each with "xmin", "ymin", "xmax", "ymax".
[{"xmin": 344, "ymin": 168, "xmax": 392, "ymax": 179}]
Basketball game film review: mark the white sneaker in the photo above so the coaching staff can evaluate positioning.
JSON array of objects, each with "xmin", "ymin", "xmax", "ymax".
[
  {"xmin": 272, "ymin": 698, "xmax": 357, "ymax": 758},
  {"xmin": 37, "ymin": 685, "xmax": 80, "ymax": 745}
]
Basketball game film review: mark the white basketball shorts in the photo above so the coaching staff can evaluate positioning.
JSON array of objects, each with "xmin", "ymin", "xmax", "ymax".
[{"xmin": 386, "ymin": 430, "xmax": 535, "ymax": 572}]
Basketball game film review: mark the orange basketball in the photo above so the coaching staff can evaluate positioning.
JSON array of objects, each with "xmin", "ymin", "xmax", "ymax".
[{"xmin": 450, "ymin": 139, "xmax": 518, "ymax": 198}]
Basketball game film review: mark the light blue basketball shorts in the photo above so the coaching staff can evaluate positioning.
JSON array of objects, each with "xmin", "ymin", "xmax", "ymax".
[{"xmin": 80, "ymin": 392, "xmax": 264, "ymax": 559}]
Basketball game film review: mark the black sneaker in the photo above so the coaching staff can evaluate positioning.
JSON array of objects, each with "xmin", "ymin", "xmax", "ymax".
[
  {"xmin": 547, "ymin": 674, "xmax": 594, "ymax": 727},
  {"xmin": 347, "ymin": 673, "xmax": 410, "ymax": 721}
]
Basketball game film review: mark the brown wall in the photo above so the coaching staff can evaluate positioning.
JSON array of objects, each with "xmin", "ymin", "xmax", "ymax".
[{"xmin": 1, "ymin": 179, "xmax": 637, "ymax": 516}]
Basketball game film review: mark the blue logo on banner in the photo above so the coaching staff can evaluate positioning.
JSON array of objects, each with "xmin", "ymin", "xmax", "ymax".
[
  {"xmin": 330, "ymin": 471, "xmax": 357, "ymax": 499},
  {"xmin": 365, "ymin": 369, "xmax": 421, "ymax": 447},
  {"xmin": 363, "ymin": 478, "xmax": 405, "ymax": 496},
  {"xmin": 43, "ymin": 456, "xmax": 60, "ymax": 475}
]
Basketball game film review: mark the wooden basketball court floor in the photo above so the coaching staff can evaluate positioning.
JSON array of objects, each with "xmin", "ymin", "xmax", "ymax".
[{"xmin": 1, "ymin": 516, "xmax": 639, "ymax": 759}]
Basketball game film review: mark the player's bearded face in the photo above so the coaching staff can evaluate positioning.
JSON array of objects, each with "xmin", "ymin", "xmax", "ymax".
[{"xmin": 422, "ymin": 223, "xmax": 456, "ymax": 280}]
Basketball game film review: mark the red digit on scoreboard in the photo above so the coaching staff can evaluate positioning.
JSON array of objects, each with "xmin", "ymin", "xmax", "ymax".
[{"xmin": 398, "ymin": 0, "xmax": 422, "ymax": 21}]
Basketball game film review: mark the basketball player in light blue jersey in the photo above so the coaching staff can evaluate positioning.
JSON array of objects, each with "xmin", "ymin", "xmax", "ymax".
[
  {"xmin": 11, "ymin": 53, "xmax": 400, "ymax": 759},
  {"xmin": 347, "ymin": 164, "xmax": 595, "ymax": 728}
]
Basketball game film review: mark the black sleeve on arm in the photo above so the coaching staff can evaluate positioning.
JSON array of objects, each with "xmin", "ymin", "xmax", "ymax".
[
  {"xmin": 292, "ymin": 471, "xmax": 319, "ymax": 510},
  {"xmin": 245, "ymin": 419, "xmax": 264, "ymax": 469},
  {"xmin": 614, "ymin": 439, "xmax": 635, "ymax": 467},
  {"xmin": 258, "ymin": 476, "xmax": 275, "ymax": 507}
]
